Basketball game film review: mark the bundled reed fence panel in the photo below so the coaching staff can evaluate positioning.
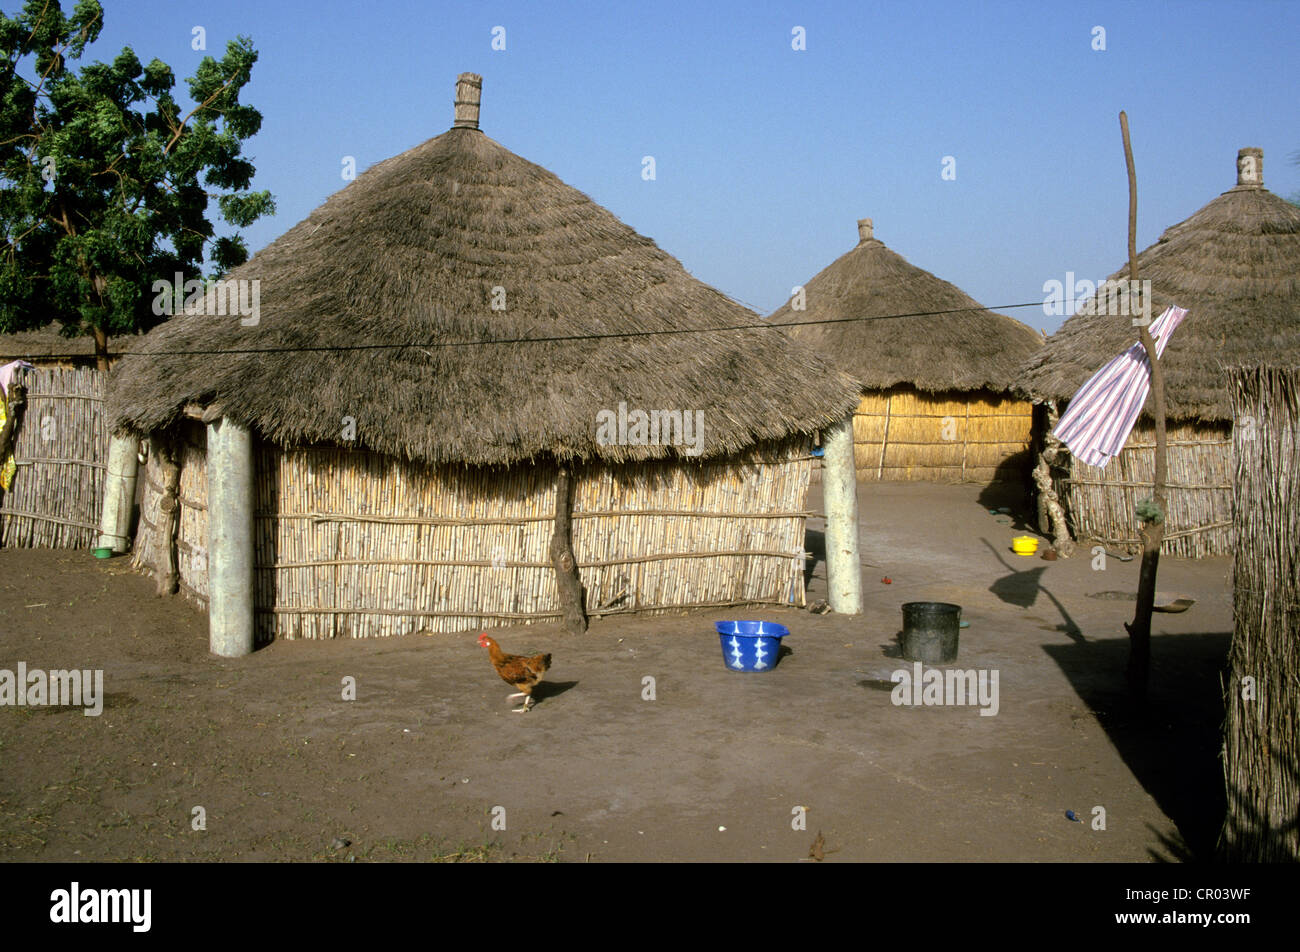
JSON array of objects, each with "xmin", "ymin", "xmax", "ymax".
[
  {"xmin": 1219, "ymin": 365, "xmax": 1299, "ymax": 862},
  {"xmin": 850, "ymin": 387, "xmax": 1033, "ymax": 483},
  {"xmin": 573, "ymin": 437, "xmax": 812, "ymax": 616},
  {"xmin": 1056, "ymin": 420, "xmax": 1233, "ymax": 558},
  {"xmin": 131, "ymin": 433, "xmax": 813, "ymax": 641},
  {"xmin": 257, "ymin": 445, "xmax": 561, "ymax": 641},
  {"xmin": 0, "ymin": 366, "xmax": 107, "ymax": 548}
]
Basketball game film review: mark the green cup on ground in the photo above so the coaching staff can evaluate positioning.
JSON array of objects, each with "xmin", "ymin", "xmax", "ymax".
[{"xmin": 93, "ymin": 547, "xmax": 114, "ymax": 559}]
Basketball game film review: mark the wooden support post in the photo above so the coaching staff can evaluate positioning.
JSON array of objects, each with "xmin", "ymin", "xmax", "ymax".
[
  {"xmin": 823, "ymin": 414, "xmax": 863, "ymax": 614},
  {"xmin": 877, "ymin": 395, "xmax": 891, "ymax": 480},
  {"xmin": 549, "ymin": 462, "xmax": 588, "ymax": 635},
  {"xmin": 1118, "ymin": 110, "xmax": 1167, "ymax": 705},
  {"xmin": 1033, "ymin": 401, "xmax": 1075, "ymax": 556},
  {"xmin": 156, "ymin": 440, "xmax": 181, "ymax": 596},
  {"xmin": 98, "ymin": 434, "xmax": 140, "ymax": 553},
  {"xmin": 207, "ymin": 417, "xmax": 255, "ymax": 657}
]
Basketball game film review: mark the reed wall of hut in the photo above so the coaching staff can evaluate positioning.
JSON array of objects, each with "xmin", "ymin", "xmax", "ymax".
[
  {"xmin": 0, "ymin": 365, "xmax": 109, "ymax": 548},
  {"xmin": 849, "ymin": 385, "xmax": 1034, "ymax": 483},
  {"xmin": 1048, "ymin": 418, "xmax": 1233, "ymax": 558},
  {"xmin": 1219, "ymin": 364, "xmax": 1299, "ymax": 861},
  {"xmin": 133, "ymin": 426, "xmax": 814, "ymax": 642}
]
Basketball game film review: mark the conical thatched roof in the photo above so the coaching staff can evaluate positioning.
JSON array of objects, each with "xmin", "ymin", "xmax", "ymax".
[
  {"xmin": 770, "ymin": 219, "xmax": 1043, "ymax": 393},
  {"xmin": 1020, "ymin": 148, "xmax": 1300, "ymax": 422},
  {"xmin": 108, "ymin": 75, "xmax": 859, "ymax": 465}
]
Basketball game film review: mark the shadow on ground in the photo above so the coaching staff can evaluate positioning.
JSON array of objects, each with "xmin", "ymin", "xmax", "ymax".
[
  {"xmin": 982, "ymin": 537, "xmax": 1084, "ymax": 642},
  {"xmin": 1044, "ymin": 631, "xmax": 1231, "ymax": 862},
  {"xmin": 804, "ymin": 527, "xmax": 824, "ymax": 589}
]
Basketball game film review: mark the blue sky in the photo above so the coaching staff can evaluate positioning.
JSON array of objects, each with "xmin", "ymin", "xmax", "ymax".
[{"xmin": 62, "ymin": 0, "xmax": 1300, "ymax": 333}]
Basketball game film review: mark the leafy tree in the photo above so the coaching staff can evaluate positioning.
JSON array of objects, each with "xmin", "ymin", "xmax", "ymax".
[{"xmin": 0, "ymin": 0, "xmax": 274, "ymax": 367}]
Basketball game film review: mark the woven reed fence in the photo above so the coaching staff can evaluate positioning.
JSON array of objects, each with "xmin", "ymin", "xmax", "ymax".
[
  {"xmin": 849, "ymin": 387, "xmax": 1033, "ymax": 483},
  {"xmin": 0, "ymin": 366, "xmax": 107, "ymax": 548},
  {"xmin": 134, "ymin": 428, "xmax": 813, "ymax": 641},
  {"xmin": 1219, "ymin": 365, "xmax": 1299, "ymax": 862},
  {"xmin": 1055, "ymin": 420, "xmax": 1233, "ymax": 558}
]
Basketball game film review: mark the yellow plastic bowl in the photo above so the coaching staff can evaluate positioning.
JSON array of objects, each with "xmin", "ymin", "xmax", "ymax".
[{"xmin": 1011, "ymin": 535, "xmax": 1040, "ymax": 556}]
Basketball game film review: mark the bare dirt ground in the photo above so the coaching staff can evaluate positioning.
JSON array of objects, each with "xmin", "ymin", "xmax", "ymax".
[{"xmin": 0, "ymin": 481, "xmax": 1232, "ymax": 862}]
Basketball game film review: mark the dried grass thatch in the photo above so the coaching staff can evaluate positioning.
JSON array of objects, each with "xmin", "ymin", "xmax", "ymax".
[
  {"xmin": 1020, "ymin": 150, "xmax": 1300, "ymax": 422},
  {"xmin": 1219, "ymin": 363, "xmax": 1299, "ymax": 861},
  {"xmin": 771, "ymin": 220, "xmax": 1043, "ymax": 392},
  {"xmin": 108, "ymin": 77, "xmax": 859, "ymax": 464}
]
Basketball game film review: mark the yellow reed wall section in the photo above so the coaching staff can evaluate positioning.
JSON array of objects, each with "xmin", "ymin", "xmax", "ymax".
[
  {"xmin": 1058, "ymin": 420, "xmax": 1233, "ymax": 558},
  {"xmin": 0, "ymin": 366, "xmax": 107, "ymax": 548},
  {"xmin": 134, "ymin": 433, "xmax": 812, "ymax": 640},
  {"xmin": 850, "ymin": 387, "xmax": 1034, "ymax": 483}
]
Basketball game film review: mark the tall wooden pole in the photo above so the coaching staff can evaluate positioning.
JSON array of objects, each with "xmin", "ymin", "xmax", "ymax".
[
  {"xmin": 550, "ymin": 462, "xmax": 588, "ymax": 634},
  {"xmin": 1033, "ymin": 401, "xmax": 1075, "ymax": 557},
  {"xmin": 207, "ymin": 418, "xmax": 255, "ymax": 657},
  {"xmin": 822, "ymin": 414, "xmax": 863, "ymax": 614},
  {"xmin": 1119, "ymin": 111, "xmax": 1167, "ymax": 704},
  {"xmin": 155, "ymin": 439, "xmax": 181, "ymax": 596}
]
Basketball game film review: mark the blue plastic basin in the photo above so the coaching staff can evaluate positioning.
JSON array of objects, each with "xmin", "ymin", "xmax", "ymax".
[{"xmin": 714, "ymin": 620, "xmax": 789, "ymax": 672}]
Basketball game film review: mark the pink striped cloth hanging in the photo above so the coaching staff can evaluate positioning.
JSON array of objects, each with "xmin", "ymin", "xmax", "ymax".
[{"xmin": 1051, "ymin": 305, "xmax": 1188, "ymax": 468}]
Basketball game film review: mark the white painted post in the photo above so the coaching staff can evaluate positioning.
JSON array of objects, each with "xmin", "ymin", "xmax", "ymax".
[
  {"xmin": 97, "ymin": 434, "xmax": 139, "ymax": 553},
  {"xmin": 822, "ymin": 413, "xmax": 862, "ymax": 614},
  {"xmin": 206, "ymin": 418, "xmax": 254, "ymax": 657}
]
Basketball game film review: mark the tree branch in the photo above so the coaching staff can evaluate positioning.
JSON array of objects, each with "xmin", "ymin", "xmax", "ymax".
[{"xmin": 163, "ymin": 74, "xmax": 238, "ymax": 156}]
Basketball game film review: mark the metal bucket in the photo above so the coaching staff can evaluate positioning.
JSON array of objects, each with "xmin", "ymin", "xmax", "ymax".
[{"xmin": 900, "ymin": 602, "xmax": 961, "ymax": 663}]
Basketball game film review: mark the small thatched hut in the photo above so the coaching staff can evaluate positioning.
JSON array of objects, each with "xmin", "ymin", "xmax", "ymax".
[
  {"xmin": 770, "ymin": 219, "xmax": 1043, "ymax": 483},
  {"xmin": 0, "ymin": 328, "xmax": 137, "ymax": 548},
  {"xmin": 106, "ymin": 74, "xmax": 861, "ymax": 648},
  {"xmin": 1219, "ymin": 363, "xmax": 1299, "ymax": 861},
  {"xmin": 1020, "ymin": 148, "xmax": 1300, "ymax": 557}
]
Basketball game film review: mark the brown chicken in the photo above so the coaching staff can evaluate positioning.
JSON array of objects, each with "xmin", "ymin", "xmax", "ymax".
[{"xmin": 478, "ymin": 633, "xmax": 551, "ymax": 713}]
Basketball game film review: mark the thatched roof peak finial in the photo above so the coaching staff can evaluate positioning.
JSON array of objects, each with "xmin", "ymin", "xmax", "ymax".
[
  {"xmin": 1236, "ymin": 147, "xmax": 1263, "ymax": 188},
  {"xmin": 857, "ymin": 218, "xmax": 873, "ymax": 243},
  {"xmin": 452, "ymin": 72, "xmax": 483, "ymax": 130}
]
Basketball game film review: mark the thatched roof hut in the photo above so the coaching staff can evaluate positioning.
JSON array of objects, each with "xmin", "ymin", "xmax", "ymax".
[
  {"xmin": 107, "ymin": 73, "xmax": 861, "ymax": 644},
  {"xmin": 110, "ymin": 98, "xmax": 854, "ymax": 465},
  {"xmin": 1020, "ymin": 148, "xmax": 1300, "ymax": 557},
  {"xmin": 769, "ymin": 219, "xmax": 1043, "ymax": 483}
]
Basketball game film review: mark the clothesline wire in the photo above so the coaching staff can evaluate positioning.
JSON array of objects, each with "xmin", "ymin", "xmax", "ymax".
[{"xmin": 2, "ymin": 298, "xmax": 1068, "ymax": 360}]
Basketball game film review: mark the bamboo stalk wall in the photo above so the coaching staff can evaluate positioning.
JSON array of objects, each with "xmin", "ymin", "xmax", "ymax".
[
  {"xmin": 0, "ymin": 366, "xmax": 107, "ymax": 548},
  {"xmin": 1219, "ymin": 366, "xmax": 1299, "ymax": 862},
  {"xmin": 1055, "ymin": 420, "xmax": 1233, "ymax": 558},
  {"xmin": 134, "ymin": 430, "xmax": 813, "ymax": 641},
  {"xmin": 850, "ymin": 386, "xmax": 1034, "ymax": 483}
]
